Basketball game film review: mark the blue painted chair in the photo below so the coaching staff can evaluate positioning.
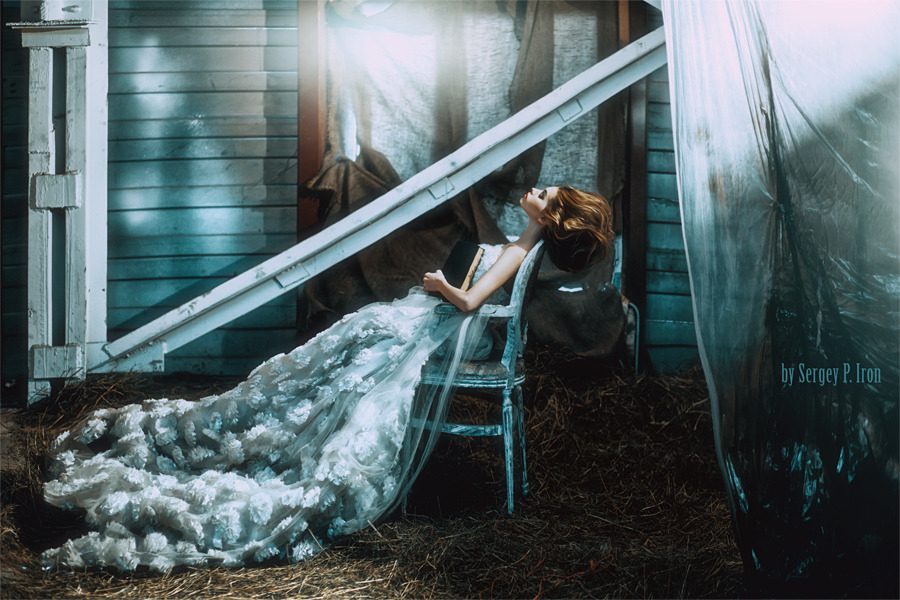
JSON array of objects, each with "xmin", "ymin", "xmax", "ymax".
[{"xmin": 419, "ymin": 240, "xmax": 545, "ymax": 514}]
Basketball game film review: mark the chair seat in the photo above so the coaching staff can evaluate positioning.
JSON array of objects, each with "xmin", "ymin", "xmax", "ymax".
[{"xmin": 420, "ymin": 357, "xmax": 525, "ymax": 388}]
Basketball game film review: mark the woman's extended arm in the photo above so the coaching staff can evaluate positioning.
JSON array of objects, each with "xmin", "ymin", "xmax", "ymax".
[{"xmin": 423, "ymin": 221, "xmax": 542, "ymax": 312}]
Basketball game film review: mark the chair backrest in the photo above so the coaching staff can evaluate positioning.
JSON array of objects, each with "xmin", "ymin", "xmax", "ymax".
[{"xmin": 500, "ymin": 240, "xmax": 545, "ymax": 373}]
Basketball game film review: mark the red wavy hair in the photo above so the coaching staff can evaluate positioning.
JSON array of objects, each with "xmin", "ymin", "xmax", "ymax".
[{"xmin": 541, "ymin": 186, "xmax": 614, "ymax": 272}]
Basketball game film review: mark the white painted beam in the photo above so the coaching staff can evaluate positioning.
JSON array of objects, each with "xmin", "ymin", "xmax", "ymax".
[
  {"xmin": 92, "ymin": 27, "xmax": 667, "ymax": 373},
  {"xmin": 33, "ymin": 172, "xmax": 82, "ymax": 208},
  {"xmin": 65, "ymin": 47, "xmax": 89, "ymax": 354},
  {"xmin": 17, "ymin": 25, "xmax": 90, "ymax": 47},
  {"xmin": 83, "ymin": 21, "xmax": 109, "ymax": 370},
  {"xmin": 26, "ymin": 47, "xmax": 54, "ymax": 402},
  {"xmin": 31, "ymin": 344, "xmax": 83, "ymax": 379}
]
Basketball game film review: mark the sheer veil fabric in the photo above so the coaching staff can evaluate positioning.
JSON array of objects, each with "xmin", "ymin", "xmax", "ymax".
[{"xmin": 42, "ymin": 283, "xmax": 494, "ymax": 571}]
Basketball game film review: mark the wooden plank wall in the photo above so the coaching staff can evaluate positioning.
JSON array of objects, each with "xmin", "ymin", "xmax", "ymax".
[
  {"xmin": 642, "ymin": 8, "xmax": 699, "ymax": 373},
  {"xmin": 106, "ymin": 0, "xmax": 299, "ymax": 375},
  {"xmin": 1, "ymin": 1, "xmax": 28, "ymax": 394}
]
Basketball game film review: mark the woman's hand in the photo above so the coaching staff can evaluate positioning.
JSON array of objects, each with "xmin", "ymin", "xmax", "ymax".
[
  {"xmin": 422, "ymin": 270, "xmax": 448, "ymax": 293},
  {"xmin": 425, "ymin": 225, "xmax": 540, "ymax": 312}
]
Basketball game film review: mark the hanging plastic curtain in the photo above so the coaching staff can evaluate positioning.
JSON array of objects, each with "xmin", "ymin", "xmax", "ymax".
[{"xmin": 662, "ymin": 1, "xmax": 899, "ymax": 595}]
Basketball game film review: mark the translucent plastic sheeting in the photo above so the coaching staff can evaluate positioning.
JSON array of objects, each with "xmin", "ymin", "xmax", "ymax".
[{"xmin": 662, "ymin": 1, "xmax": 899, "ymax": 595}]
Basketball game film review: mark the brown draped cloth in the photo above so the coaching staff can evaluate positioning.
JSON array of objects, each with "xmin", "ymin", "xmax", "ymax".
[{"xmin": 300, "ymin": 0, "xmax": 625, "ymax": 358}]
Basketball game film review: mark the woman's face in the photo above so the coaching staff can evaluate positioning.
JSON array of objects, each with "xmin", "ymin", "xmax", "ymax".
[{"xmin": 520, "ymin": 187, "xmax": 557, "ymax": 224}]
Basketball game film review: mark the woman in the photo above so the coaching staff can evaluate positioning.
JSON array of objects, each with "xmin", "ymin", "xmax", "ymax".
[{"xmin": 42, "ymin": 186, "xmax": 613, "ymax": 571}]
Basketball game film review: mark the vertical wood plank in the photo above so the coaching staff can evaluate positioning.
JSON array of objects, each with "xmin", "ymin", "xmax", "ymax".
[
  {"xmin": 64, "ymin": 46, "xmax": 87, "ymax": 347},
  {"xmin": 65, "ymin": 47, "xmax": 86, "ymax": 173},
  {"xmin": 27, "ymin": 46, "xmax": 53, "ymax": 399},
  {"xmin": 27, "ymin": 47, "xmax": 51, "ymax": 174},
  {"xmin": 27, "ymin": 47, "xmax": 52, "ymax": 349},
  {"xmin": 83, "ymin": 8, "xmax": 108, "ymax": 359},
  {"xmin": 623, "ymin": 0, "xmax": 647, "ymax": 321},
  {"xmin": 297, "ymin": 0, "xmax": 324, "ymax": 232},
  {"xmin": 612, "ymin": 0, "xmax": 629, "ymax": 234}
]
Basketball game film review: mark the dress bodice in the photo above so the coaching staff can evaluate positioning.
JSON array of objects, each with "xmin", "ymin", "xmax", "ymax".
[
  {"xmin": 472, "ymin": 244, "xmax": 510, "ymax": 305},
  {"xmin": 473, "ymin": 244, "xmax": 503, "ymax": 281}
]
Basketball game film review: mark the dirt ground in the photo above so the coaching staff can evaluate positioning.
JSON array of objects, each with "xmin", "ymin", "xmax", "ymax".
[{"xmin": 0, "ymin": 344, "xmax": 743, "ymax": 599}]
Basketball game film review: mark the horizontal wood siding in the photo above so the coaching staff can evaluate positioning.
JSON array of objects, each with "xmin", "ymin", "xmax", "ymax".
[
  {"xmin": 1, "ymin": 1, "xmax": 27, "ymax": 396},
  {"xmin": 108, "ymin": 0, "xmax": 299, "ymax": 375},
  {"xmin": 642, "ymin": 9, "xmax": 698, "ymax": 373}
]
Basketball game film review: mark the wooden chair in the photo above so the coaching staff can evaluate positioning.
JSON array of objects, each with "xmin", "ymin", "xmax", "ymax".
[{"xmin": 419, "ymin": 240, "xmax": 545, "ymax": 514}]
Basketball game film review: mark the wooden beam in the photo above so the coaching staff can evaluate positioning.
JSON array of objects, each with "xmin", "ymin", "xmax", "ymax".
[
  {"xmin": 92, "ymin": 28, "xmax": 668, "ymax": 374},
  {"xmin": 25, "ymin": 46, "xmax": 53, "ymax": 401},
  {"xmin": 623, "ymin": 0, "xmax": 648, "ymax": 364},
  {"xmin": 296, "ymin": 0, "xmax": 325, "ymax": 232}
]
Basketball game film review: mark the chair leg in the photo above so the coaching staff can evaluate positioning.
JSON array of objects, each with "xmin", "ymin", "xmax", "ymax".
[
  {"xmin": 515, "ymin": 385, "xmax": 529, "ymax": 497},
  {"xmin": 502, "ymin": 388, "xmax": 515, "ymax": 514}
]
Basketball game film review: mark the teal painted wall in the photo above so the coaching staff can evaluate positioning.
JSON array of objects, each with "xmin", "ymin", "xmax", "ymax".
[
  {"xmin": 642, "ymin": 9, "xmax": 699, "ymax": 373},
  {"xmin": 106, "ymin": 0, "xmax": 300, "ymax": 375}
]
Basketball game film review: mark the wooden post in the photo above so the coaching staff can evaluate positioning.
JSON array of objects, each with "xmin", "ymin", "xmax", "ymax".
[
  {"xmin": 622, "ymin": 0, "xmax": 648, "ymax": 349},
  {"xmin": 13, "ymin": 0, "xmax": 107, "ymax": 403},
  {"xmin": 297, "ymin": 0, "xmax": 326, "ymax": 234},
  {"xmin": 25, "ymin": 45, "xmax": 54, "ymax": 402}
]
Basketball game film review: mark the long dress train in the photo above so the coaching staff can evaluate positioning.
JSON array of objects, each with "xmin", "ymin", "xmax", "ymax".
[{"xmin": 40, "ymin": 247, "xmax": 505, "ymax": 571}]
